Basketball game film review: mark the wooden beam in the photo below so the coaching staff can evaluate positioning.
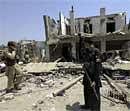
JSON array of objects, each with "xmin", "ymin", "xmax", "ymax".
[
  {"xmin": 103, "ymin": 74, "xmax": 129, "ymax": 103},
  {"xmin": 101, "ymin": 94, "xmax": 125, "ymax": 104},
  {"xmin": 103, "ymin": 74, "xmax": 128, "ymax": 95},
  {"xmin": 53, "ymin": 75, "xmax": 83, "ymax": 97}
]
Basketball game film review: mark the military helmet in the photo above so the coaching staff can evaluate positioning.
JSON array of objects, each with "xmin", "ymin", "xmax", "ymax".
[{"xmin": 8, "ymin": 41, "xmax": 17, "ymax": 50}]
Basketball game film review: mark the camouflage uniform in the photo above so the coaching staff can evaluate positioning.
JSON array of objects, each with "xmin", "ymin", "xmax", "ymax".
[{"xmin": 3, "ymin": 41, "xmax": 23, "ymax": 92}]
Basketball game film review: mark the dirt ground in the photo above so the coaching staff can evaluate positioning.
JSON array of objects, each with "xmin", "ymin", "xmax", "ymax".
[{"xmin": 0, "ymin": 74, "xmax": 129, "ymax": 111}]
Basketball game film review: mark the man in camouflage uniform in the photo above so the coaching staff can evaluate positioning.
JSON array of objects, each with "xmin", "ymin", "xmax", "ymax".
[
  {"xmin": 3, "ymin": 41, "xmax": 23, "ymax": 93},
  {"xmin": 81, "ymin": 40, "xmax": 102, "ymax": 111}
]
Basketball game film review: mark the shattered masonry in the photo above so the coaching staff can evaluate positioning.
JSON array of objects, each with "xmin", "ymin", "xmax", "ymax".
[{"xmin": 44, "ymin": 7, "xmax": 130, "ymax": 62}]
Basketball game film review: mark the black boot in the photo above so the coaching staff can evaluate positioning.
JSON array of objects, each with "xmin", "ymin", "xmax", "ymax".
[
  {"xmin": 6, "ymin": 88, "xmax": 17, "ymax": 93},
  {"xmin": 80, "ymin": 105, "xmax": 90, "ymax": 109},
  {"xmin": 6, "ymin": 89, "xmax": 13, "ymax": 93}
]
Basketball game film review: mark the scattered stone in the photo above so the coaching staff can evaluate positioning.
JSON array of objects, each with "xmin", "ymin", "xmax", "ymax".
[
  {"xmin": 38, "ymin": 108, "xmax": 42, "ymax": 111},
  {"xmin": 37, "ymin": 100, "xmax": 44, "ymax": 104},
  {"xmin": 32, "ymin": 103, "xmax": 38, "ymax": 109},
  {"xmin": 3, "ymin": 93, "xmax": 14, "ymax": 100},
  {"xmin": 46, "ymin": 94, "xmax": 53, "ymax": 98},
  {"xmin": 27, "ymin": 89, "xmax": 33, "ymax": 94},
  {"xmin": 27, "ymin": 94, "xmax": 31, "ymax": 98},
  {"xmin": 40, "ymin": 84, "xmax": 44, "ymax": 88},
  {"xmin": 109, "ymin": 102, "xmax": 115, "ymax": 106},
  {"xmin": 0, "ymin": 99, "xmax": 6, "ymax": 103},
  {"xmin": 60, "ymin": 82, "xmax": 63, "ymax": 85}
]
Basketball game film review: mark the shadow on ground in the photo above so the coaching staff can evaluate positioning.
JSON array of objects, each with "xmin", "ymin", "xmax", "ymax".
[
  {"xmin": 0, "ymin": 88, "xmax": 6, "ymax": 93},
  {"xmin": 127, "ymin": 102, "xmax": 130, "ymax": 109},
  {"xmin": 66, "ymin": 102, "xmax": 80, "ymax": 111},
  {"xmin": 66, "ymin": 102, "xmax": 90, "ymax": 111}
]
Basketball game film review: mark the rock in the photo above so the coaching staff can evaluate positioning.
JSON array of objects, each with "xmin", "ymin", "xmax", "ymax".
[
  {"xmin": 46, "ymin": 93, "xmax": 53, "ymax": 98},
  {"xmin": 32, "ymin": 103, "xmax": 38, "ymax": 109},
  {"xmin": 45, "ymin": 80, "xmax": 54, "ymax": 87},
  {"xmin": 0, "ymin": 99, "xmax": 6, "ymax": 103},
  {"xmin": 27, "ymin": 89, "xmax": 33, "ymax": 94},
  {"xmin": 38, "ymin": 108, "xmax": 42, "ymax": 111},
  {"xmin": 40, "ymin": 84, "xmax": 44, "ymax": 88},
  {"xmin": 37, "ymin": 100, "xmax": 44, "ymax": 104},
  {"xmin": 109, "ymin": 102, "xmax": 115, "ymax": 106},
  {"xmin": 3, "ymin": 93, "xmax": 14, "ymax": 100},
  {"xmin": 60, "ymin": 82, "xmax": 63, "ymax": 85},
  {"xmin": 27, "ymin": 94, "xmax": 31, "ymax": 98}
]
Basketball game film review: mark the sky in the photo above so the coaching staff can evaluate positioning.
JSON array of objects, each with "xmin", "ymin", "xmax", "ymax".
[{"xmin": 0, "ymin": 0, "xmax": 130, "ymax": 45}]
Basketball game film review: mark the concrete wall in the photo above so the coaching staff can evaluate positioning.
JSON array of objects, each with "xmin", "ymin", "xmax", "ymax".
[
  {"xmin": 79, "ymin": 19, "xmax": 84, "ymax": 33},
  {"xmin": 91, "ymin": 17, "xmax": 101, "ymax": 34},
  {"xmin": 43, "ymin": 9, "xmax": 127, "ymax": 61},
  {"xmin": 115, "ymin": 13, "xmax": 126, "ymax": 31},
  {"xmin": 74, "ymin": 13, "xmax": 126, "ymax": 35}
]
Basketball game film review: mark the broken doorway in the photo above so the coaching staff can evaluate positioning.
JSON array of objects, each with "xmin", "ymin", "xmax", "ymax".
[{"xmin": 62, "ymin": 43, "xmax": 72, "ymax": 62}]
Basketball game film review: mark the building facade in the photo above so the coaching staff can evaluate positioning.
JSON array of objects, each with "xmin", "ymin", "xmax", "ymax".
[{"xmin": 44, "ymin": 7, "xmax": 130, "ymax": 62}]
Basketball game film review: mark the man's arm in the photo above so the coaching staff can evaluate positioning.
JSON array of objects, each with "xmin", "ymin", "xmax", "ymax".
[{"xmin": 3, "ymin": 51, "xmax": 16, "ymax": 60}]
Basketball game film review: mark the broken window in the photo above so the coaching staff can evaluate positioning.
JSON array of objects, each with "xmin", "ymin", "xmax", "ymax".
[
  {"xmin": 89, "ymin": 24, "xmax": 92, "ymax": 33},
  {"xmin": 107, "ymin": 17, "xmax": 114, "ymax": 21},
  {"xmin": 66, "ymin": 25, "xmax": 71, "ymax": 35},
  {"xmin": 128, "ymin": 19, "xmax": 130, "ymax": 30},
  {"xmin": 106, "ymin": 22, "xmax": 115, "ymax": 33},
  {"xmin": 83, "ymin": 24, "xmax": 92, "ymax": 33},
  {"xmin": 83, "ymin": 19, "xmax": 92, "ymax": 34}
]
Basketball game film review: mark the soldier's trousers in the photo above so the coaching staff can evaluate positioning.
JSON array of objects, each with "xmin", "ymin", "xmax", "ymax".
[
  {"xmin": 6, "ymin": 64, "xmax": 23, "ymax": 90},
  {"xmin": 84, "ymin": 85, "xmax": 101, "ymax": 111}
]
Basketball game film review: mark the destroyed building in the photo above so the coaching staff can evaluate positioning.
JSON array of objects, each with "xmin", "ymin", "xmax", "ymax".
[
  {"xmin": 17, "ymin": 40, "xmax": 45, "ymax": 63},
  {"xmin": 44, "ymin": 7, "xmax": 130, "ymax": 62}
]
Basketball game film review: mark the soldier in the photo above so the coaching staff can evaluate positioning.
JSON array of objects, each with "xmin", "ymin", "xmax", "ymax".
[
  {"xmin": 3, "ymin": 41, "xmax": 23, "ymax": 93},
  {"xmin": 81, "ymin": 40, "xmax": 102, "ymax": 111}
]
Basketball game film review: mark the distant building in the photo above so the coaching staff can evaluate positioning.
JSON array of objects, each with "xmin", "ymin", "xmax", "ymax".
[{"xmin": 17, "ymin": 40, "xmax": 45, "ymax": 62}]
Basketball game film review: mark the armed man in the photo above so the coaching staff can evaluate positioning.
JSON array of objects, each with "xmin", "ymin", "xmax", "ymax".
[
  {"xmin": 80, "ymin": 39, "xmax": 102, "ymax": 111},
  {"xmin": 2, "ymin": 41, "xmax": 23, "ymax": 93}
]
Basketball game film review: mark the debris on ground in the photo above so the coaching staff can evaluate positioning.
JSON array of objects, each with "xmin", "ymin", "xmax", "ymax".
[{"xmin": 0, "ymin": 62, "xmax": 129, "ymax": 111}]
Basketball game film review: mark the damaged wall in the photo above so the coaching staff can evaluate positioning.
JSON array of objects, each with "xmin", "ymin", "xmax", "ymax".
[
  {"xmin": 75, "ymin": 9, "xmax": 126, "ymax": 34},
  {"xmin": 43, "ymin": 7, "xmax": 128, "ymax": 61}
]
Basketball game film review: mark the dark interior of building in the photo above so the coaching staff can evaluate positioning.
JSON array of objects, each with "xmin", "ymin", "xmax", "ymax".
[
  {"xmin": 62, "ymin": 43, "xmax": 72, "ymax": 61},
  {"xmin": 106, "ymin": 22, "xmax": 115, "ymax": 33}
]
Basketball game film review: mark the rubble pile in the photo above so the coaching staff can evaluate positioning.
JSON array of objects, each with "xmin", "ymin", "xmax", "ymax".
[
  {"xmin": 21, "ymin": 62, "xmax": 83, "ymax": 94},
  {"xmin": 23, "ymin": 70, "xmax": 81, "ymax": 90},
  {"xmin": 23, "ymin": 62, "xmax": 83, "ymax": 74},
  {"xmin": 0, "ymin": 61, "xmax": 129, "ymax": 111},
  {"xmin": 102, "ymin": 59, "xmax": 130, "ymax": 81},
  {"xmin": 0, "ymin": 62, "xmax": 83, "ymax": 104},
  {"xmin": 55, "ymin": 62, "xmax": 83, "ymax": 75},
  {"xmin": 23, "ymin": 62, "xmax": 57, "ymax": 73},
  {"xmin": 31, "ymin": 95, "xmax": 55, "ymax": 111}
]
